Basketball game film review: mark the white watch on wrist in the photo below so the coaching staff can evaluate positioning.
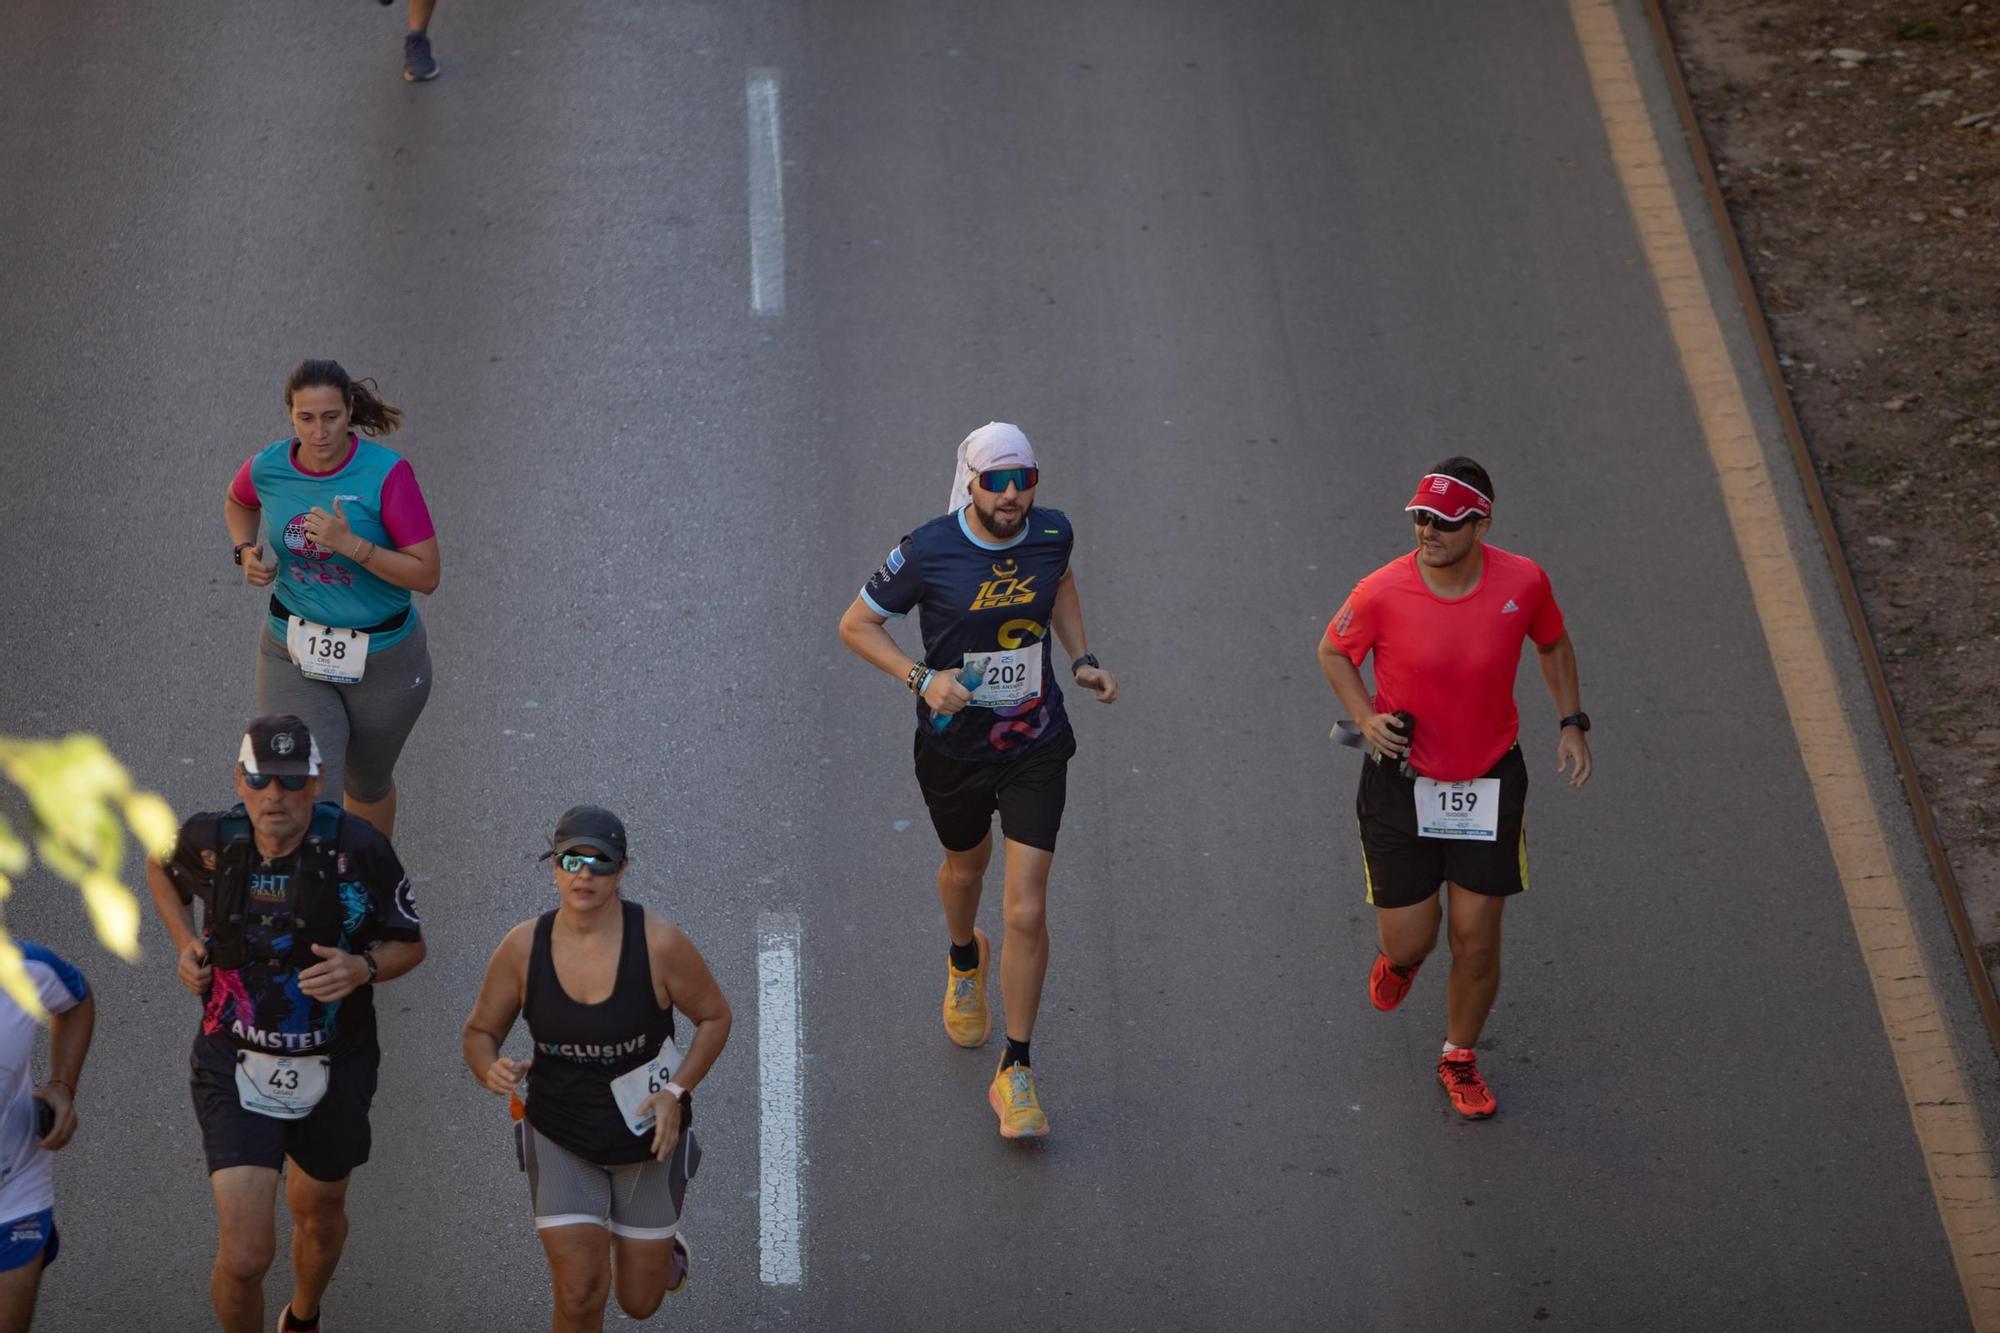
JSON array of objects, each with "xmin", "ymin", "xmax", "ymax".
[{"xmin": 664, "ymin": 1081, "xmax": 687, "ymax": 1100}]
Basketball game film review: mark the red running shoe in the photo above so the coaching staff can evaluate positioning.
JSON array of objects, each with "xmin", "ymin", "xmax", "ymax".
[
  {"xmin": 1367, "ymin": 953, "xmax": 1422, "ymax": 1012},
  {"xmin": 1438, "ymin": 1048, "xmax": 1497, "ymax": 1119}
]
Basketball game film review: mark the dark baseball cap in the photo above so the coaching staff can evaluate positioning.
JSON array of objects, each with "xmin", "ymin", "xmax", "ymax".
[
  {"xmin": 540, "ymin": 805, "xmax": 628, "ymax": 866},
  {"xmin": 237, "ymin": 715, "xmax": 322, "ymax": 777}
]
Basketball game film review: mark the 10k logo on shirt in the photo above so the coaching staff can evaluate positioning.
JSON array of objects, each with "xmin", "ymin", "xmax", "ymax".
[{"xmin": 970, "ymin": 560, "xmax": 1037, "ymax": 611}]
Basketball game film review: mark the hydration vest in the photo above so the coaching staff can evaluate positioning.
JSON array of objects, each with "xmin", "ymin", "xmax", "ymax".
[{"xmin": 205, "ymin": 802, "xmax": 347, "ymax": 972}]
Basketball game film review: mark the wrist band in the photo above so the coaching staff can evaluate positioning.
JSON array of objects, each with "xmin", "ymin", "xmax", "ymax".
[{"xmin": 906, "ymin": 663, "xmax": 928, "ymax": 693}]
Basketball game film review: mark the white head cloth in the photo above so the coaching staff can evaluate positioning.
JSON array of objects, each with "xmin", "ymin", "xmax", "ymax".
[{"xmin": 947, "ymin": 422, "xmax": 1037, "ymax": 514}]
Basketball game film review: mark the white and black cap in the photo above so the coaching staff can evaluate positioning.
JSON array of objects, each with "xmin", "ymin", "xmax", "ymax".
[{"xmin": 238, "ymin": 714, "xmax": 323, "ymax": 778}]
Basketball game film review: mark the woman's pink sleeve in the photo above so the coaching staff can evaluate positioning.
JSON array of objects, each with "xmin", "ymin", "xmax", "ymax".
[
  {"xmin": 229, "ymin": 457, "xmax": 260, "ymax": 507},
  {"xmin": 379, "ymin": 459, "xmax": 437, "ymax": 547}
]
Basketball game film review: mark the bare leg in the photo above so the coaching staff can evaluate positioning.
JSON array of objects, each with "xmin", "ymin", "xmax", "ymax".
[
  {"xmin": 937, "ymin": 835, "xmax": 992, "ymax": 948},
  {"xmin": 284, "ymin": 1166, "xmax": 352, "ymax": 1324},
  {"xmin": 408, "ymin": 0, "xmax": 436, "ymax": 31},
  {"xmin": 209, "ymin": 1166, "xmax": 281, "ymax": 1333},
  {"xmin": 0, "ymin": 1255, "xmax": 43, "ymax": 1333},
  {"xmin": 999, "ymin": 839, "xmax": 1055, "ymax": 1043},
  {"xmin": 1444, "ymin": 886, "xmax": 1507, "ymax": 1047},
  {"xmin": 1374, "ymin": 892, "xmax": 1444, "ymax": 971},
  {"xmin": 343, "ymin": 786, "xmax": 398, "ymax": 841},
  {"xmin": 610, "ymin": 1233, "xmax": 682, "ymax": 1320},
  {"xmin": 539, "ymin": 1224, "xmax": 612, "ymax": 1333}
]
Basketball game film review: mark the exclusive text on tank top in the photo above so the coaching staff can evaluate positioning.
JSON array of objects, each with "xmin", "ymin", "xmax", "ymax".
[{"xmin": 523, "ymin": 899, "xmax": 678, "ymax": 1165}]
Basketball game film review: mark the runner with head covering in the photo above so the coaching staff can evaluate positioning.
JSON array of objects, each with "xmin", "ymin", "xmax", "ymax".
[{"xmin": 838, "ymin": 422, "xmax": 1119, "ymax": 1139}]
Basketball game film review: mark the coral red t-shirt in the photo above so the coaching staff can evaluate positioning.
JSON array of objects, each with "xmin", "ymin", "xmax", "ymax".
[{"xmin": 1325, "ymin": 545, "xmax": 1566, "ymax": 781}]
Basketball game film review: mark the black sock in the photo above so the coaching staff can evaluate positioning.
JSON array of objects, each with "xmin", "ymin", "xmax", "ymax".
[
  {"xmin": 1001, "ymin": 1037, "xmax": 1030, "ymax": 1069},
  {"xmin": 282, "ymin": 1306, "xmax": 319, "ymax": 1332},
  {"xmin": 948, "ymin": 937, "xmax": 980, "ymax": 972}
]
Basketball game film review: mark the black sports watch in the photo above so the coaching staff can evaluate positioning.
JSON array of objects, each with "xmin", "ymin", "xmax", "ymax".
[
  {"xmin": 1559, "ymin": 712, "xmax": 1591, "ymax": 734},
  {"xmin": 1071, "ymin": 653, "xmax": 1100, "ymax": 677},
  {"xmin": 231, "ymin": 541, "xmax": 257, "ymax": 565}
]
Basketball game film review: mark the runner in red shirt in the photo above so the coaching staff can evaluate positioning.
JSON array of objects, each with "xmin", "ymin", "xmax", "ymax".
[{"xmin": 1318, "ymin": 458, "xmax": 1592, "ymax": 1119}]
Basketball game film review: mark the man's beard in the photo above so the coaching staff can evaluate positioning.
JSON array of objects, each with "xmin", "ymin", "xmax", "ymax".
[{"xmin": 979, "ymin": 503, "xmax": 1027, "ymax": 537}]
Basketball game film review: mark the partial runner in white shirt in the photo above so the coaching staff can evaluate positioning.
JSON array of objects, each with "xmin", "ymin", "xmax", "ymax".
[{"xmin": 0, "ymin": 941, "xmax": 94, "ymax": 1333}]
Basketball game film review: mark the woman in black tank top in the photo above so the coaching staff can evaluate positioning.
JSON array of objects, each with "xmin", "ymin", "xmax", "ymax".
[
  {"xmin": 462, "ymin": 806, "xmax": 734, "ymax": 1330},
  {"xmin": 522, "ymin": 899, "xmax": 681, "ymax": 1164}
]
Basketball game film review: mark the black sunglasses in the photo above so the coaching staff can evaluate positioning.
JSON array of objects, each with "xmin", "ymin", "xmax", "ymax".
[
  {"xmin": 243, "ymin": 772, "xmax": 312, "ymax": 792},
  {"xmin": 1411, "ymin": 509, "xmax": 1484, "ymax": 533},
  {"xmin": 557, "ymin": 852, "xmax": 622, "ymax": 875}
]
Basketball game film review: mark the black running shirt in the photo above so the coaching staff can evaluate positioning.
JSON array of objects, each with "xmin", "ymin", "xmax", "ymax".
[{"xmin": 860, "ymin": 505, "xmax": 1074, "ymax": 763}]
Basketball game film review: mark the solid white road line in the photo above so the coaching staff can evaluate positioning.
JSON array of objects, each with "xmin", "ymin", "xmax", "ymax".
[
  {"xmin": 747, "ymin": 70, "xmax": 786, "ymax": 316},
  {"xmin": 757, "ymin": 911, "xmax": 803, "ymax": 1286}
]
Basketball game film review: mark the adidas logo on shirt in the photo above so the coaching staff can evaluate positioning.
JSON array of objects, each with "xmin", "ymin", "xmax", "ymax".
[{"xmin": 1501, "ymin": 599, "xmax": 1520, "ymax": 614}]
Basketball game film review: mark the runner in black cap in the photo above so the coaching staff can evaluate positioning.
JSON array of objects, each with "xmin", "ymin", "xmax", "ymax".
[
  {"xmin": 462, "ymin": 806, "xmax": 733, "ymax": 1330},
  {"xmin": 143, "ymin": 715, "xmax": 425, "ymax": 1333}
]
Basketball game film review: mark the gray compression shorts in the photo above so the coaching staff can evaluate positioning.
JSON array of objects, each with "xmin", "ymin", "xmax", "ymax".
[
  {"xmin": 517, "ymin": 1120, "xmax": 701, "ymax": 1240},
  {"xmin": 253, "ymin": 617, "xmax": 433, "ymax": 803}
]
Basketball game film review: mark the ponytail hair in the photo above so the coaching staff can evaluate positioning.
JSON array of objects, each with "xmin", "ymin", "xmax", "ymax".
[{"xmin": 284, "ymin": 359, "xmax": 404, "ymax": 437}]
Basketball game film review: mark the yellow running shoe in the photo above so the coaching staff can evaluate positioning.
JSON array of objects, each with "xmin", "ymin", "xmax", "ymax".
[
  {"xmin": 988, "ymin": 1060, "xmax": 1049, "ymax": 1139},
  {"xmin": 942, "ymin": 927, "xmax": 991, "ymax": 1048}
]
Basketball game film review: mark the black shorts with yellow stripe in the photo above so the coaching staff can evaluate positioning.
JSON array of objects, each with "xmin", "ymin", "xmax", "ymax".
[{"xmin": 1355, "ymin": 745, "xmax": 1529, "ymax": 909}]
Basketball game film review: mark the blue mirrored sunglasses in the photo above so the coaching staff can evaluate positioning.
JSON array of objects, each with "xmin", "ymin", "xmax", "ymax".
[
  {"xmin": 243, "ymin": 772, "xmax": 311, "ymax": 792},
  {"xmin": 977, "ymin": 466, "xmax": 1039, "ymax": 493}
]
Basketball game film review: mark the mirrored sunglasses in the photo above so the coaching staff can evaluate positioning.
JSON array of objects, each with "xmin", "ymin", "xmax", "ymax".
[
  {"xmin": 1410, "ymin": 508, "xmax": 1483, "ymax": 533},
  {"xmin": 978, "ymin": 466, "xmax": 1039, "ymax": 493},
  {"xmin": 558, "ymin": 852, "xmax": 621, "ymax": 875},
  {"xmin": 243, "ymin": 772, "xmax": 312, "ymax": 792}
]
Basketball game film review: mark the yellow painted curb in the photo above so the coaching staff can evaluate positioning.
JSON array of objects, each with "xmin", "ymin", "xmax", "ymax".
[{"xmin": 1568, "ymin": 1, "xmax": 2000, "ymax": 1324}]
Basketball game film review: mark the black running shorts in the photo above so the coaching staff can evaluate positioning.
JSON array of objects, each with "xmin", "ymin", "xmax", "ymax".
[
  {"xmin": 1355, "ymin": 745, "xmax": 1529, "ymax": 909},
  {"xmin": 913, "ymin": 726, "xmax": 1077, "ymax": 854},
  {"xmin": 189, "ymin": 1033, "xmax": 380, "ymax": 1181}
]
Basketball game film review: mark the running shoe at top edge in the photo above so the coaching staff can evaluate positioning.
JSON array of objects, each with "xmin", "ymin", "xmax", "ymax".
[{"xmin": 403, "ymin": 30, "xmax": 439, "ymax": 81}]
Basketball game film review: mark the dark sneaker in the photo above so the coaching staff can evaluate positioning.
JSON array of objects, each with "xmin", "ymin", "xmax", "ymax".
[
  {"xmin": 403, "ymin": 30, "xmax": 439, "ymax": 82},
  {"xmin": 1368, "ymin": 952, "xmax": 1421, "ymax": 1012},
  {"xmin": 1437, "ymin": 1048, "xmax": 1497, "ymax": 1119}
]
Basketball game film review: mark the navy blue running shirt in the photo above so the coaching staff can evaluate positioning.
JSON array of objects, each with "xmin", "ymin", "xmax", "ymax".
[{"xmin": 861, "ymin": 506, "xmax": 1075, "ymax": 762}]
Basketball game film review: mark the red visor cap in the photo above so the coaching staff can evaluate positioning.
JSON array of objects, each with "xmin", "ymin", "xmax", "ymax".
[{"xmin": 1404, "ymin": 473, "xmax": 1492, "ymax": 523}]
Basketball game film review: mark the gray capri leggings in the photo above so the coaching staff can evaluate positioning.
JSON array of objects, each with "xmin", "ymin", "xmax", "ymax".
[{"xmin": 254, "ymin": 616, "xmax": 433, "ymax": 802}]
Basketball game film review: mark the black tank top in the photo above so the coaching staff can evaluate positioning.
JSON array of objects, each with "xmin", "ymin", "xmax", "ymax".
[{"xmin": 523, "ymin": 899, "xmax": 678, "ymax": 1165}]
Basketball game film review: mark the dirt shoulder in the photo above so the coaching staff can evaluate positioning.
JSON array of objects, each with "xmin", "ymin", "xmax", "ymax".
[{"xmin": 1658, "ymin": 3, "xmax": 2000, "ymax": 970}]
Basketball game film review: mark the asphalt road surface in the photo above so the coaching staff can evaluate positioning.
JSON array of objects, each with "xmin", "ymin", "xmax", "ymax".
[{"xmin": 0, "ymin": 2, "xmax": 1990, "ymax": 1330}]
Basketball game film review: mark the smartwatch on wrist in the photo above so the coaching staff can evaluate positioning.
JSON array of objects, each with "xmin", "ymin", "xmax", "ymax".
[
  {"xmin": 1071, "ymin": 653, "xmax": 1100, "ymax": 677},
  {"xmin": 231, "ymin": 542, "xmax": 257, "ymax": 565},
  {"xmin": 1559, "ymin": 712, "xmax": 1591, "ymax": 734}
]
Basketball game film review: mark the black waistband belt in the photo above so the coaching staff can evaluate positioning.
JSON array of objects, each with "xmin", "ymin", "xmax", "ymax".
[{"xmin": 270, "ymin": 595, "xmax": 410, "ymax": 637}]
